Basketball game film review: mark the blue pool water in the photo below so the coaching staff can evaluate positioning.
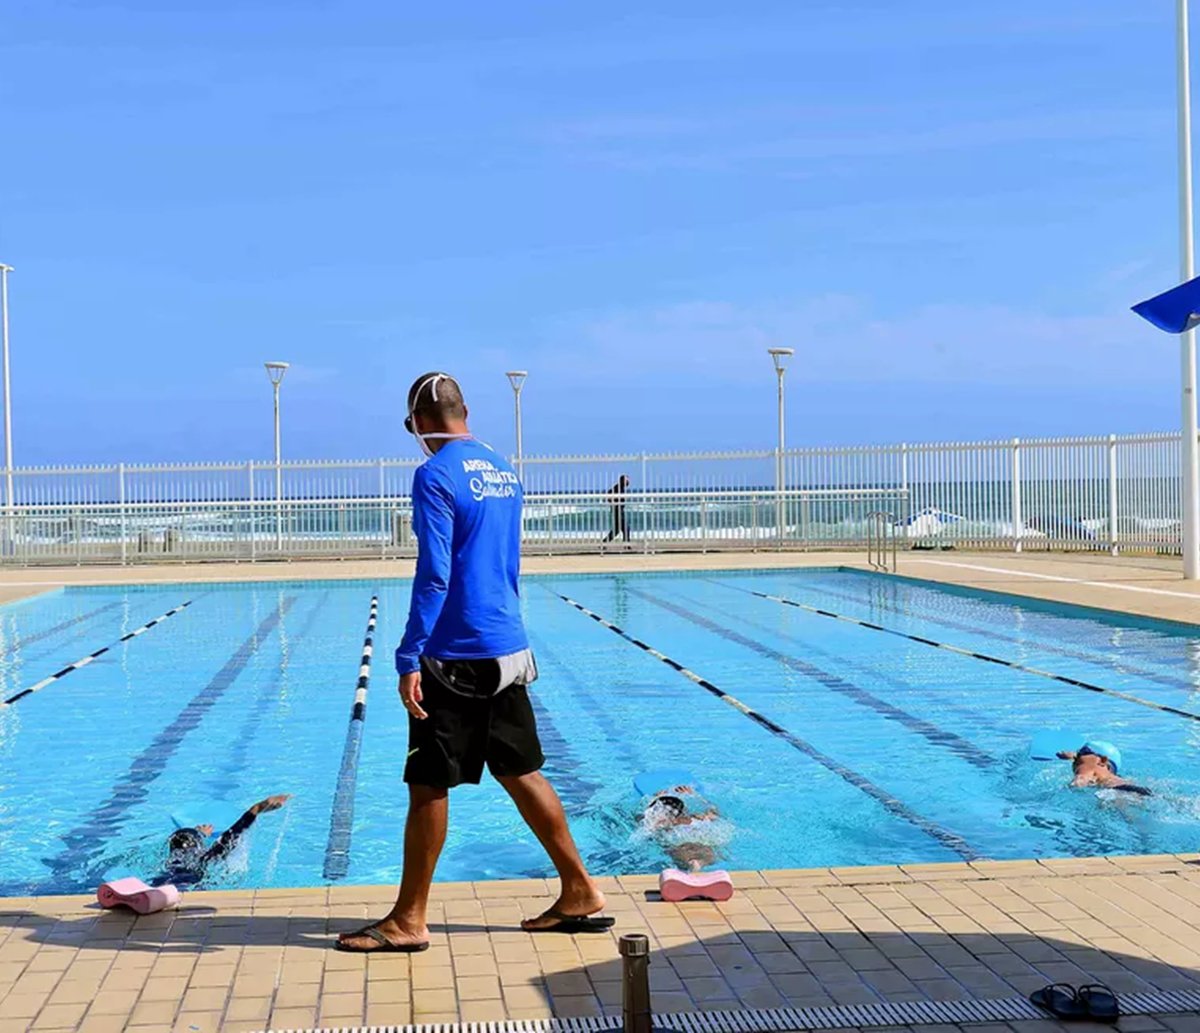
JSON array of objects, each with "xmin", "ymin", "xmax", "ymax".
[{"xmin": 2, "ymin": 567, "xmax": 1199, "ymax": 896}]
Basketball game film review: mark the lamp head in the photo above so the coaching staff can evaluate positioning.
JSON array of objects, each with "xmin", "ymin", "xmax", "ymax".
[
  {"xmin": 768, "ymin": 347, "xmax": 794, "ymax": 372},
  {"xmin": 264, "ymin": 361, "xmax": 290, "ymax": 385},
  {"xmin": 506, "ymin": 370, "xmax": 528, "ymax": 393}
]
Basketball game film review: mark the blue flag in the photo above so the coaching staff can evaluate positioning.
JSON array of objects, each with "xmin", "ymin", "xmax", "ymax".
[{"xmin": 1132, "ymin": 274, "xmax": 1200, "ymax": 333}]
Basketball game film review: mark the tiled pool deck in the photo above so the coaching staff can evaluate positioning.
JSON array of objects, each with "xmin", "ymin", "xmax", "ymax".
[
  {"xmin": 4, "ymin": 857, "xmax": 1200, "ymax": 1033},
  {"xmin": 3, "ymin": 552, "xmax": 1200, "ymax": 1032}
]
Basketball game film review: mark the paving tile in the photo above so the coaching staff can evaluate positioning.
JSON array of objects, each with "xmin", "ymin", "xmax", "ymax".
[
  {"xmin": 129, "ymin": 999, "xmax": 180, "ymax": 1026},
  {"xmin": 76, "ymin": 1013, "xmax": 138, "ymax": 1033},
  {"xmin": 553, "ymin": 994, "xmax": 604, "ymax": 1017},
  {"xmin": 83, "ymin": 989, "xmax": 137, "ymax": 1015},
  {"xmin": 319, "ymin": 991, "xmax": 366, "ymax": 1020},
  {"xmin": 223, "ymin": 996, "xmax": 271, "ymax": 1022},
  {"xmin": 273, "ymin": 981, "xmax": 320, "ymax": 1008},
  {"xmin": 267, "ymin": 1006, "xmax": 318, "ymax": 1028},
  {"xmin": 30, "ymin": 1002, "xmax": 89, "ymax": 1029},
  {"xmin": 170, "ymin": 1010, "xmax": 223, "ymax": 1033},
  {"xmin": 455, "ymin": 998, "xmax": 504, "ymax": 1021}
]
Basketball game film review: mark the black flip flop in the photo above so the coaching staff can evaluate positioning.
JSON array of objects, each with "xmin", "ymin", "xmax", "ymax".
[
  {"xmin": 335, "ymin": 924, "xmax": 430, "ymax": 953},
  {"xmin": 1079, "ymin": 984, "xmax": 1120, "ymax": 1024},
  {"xmin": 1030, "ymin": 983, "xmax": 1087, "ymax": 1020},
  {"xmin": 522, "ymin": 907, "xmax": 617, "ymax": 934}
]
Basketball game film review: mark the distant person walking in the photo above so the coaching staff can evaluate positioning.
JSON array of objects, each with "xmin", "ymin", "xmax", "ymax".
[
  {"xmin": 603, "ymin": 474, "xmax": 631, "ymax": 543},
  {"xmin": 337, "ymin": 372, "xmax": 612, "ymax": 954}
]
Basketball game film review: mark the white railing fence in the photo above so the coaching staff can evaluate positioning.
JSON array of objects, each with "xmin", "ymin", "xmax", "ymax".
[
  {"xmin": 0, "ymin": 489, "xmax": 908, "ymax": 566},
  {"xmin": 0, "ymin": 431, "xmax": 1186, "ymax": 564}
]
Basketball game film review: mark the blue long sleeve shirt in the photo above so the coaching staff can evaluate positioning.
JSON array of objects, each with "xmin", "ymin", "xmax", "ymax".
[{"xmin": 395, "ymin": 439, "xmax": 528, "ymax": 675}]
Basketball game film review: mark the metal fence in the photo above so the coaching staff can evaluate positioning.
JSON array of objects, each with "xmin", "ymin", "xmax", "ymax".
[
  {"xmin": 0, "ymin": 489, "xmax": 907, "ymax": 565},
  {"xmin": 0, "ymin": 431, "xmax": 1186, "ymax": 564}
]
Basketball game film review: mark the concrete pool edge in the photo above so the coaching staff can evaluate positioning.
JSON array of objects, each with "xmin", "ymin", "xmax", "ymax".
[
  {"xmin": 4, "ymin": 851, "xmax": 1199, "ymax": 909},
  {"xmin": 3, "ymin": 855, "xmax": 1200, "ymax": 1031},
  {"xmin": 0, "ymin": 550, "xmax": 1197, "ymax": 625}
]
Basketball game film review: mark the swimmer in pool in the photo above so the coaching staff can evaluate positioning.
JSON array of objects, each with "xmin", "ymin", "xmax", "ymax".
[
  {"xmin": 1056, "ymin": 742, "xmax": 1152, "ymax": 797},
  {"xmin": 642, "ymin": 787, "xmax": 721, "ymax": 871},
  {"xmin": 161, "ymin": 794, "xmax": 290, "ymax": 887}
]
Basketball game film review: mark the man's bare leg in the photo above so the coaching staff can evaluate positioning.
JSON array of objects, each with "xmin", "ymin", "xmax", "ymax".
[
  {"xmin": 496, "ymin": 771, "xmax": 606, "ymax": 929},
  {"xmin": 337, "ymin": 784, "xmax": 447, "ymax": 950}
]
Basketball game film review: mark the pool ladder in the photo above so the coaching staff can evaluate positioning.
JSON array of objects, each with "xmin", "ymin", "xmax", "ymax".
[{"xmin": 866, "ymin": 511, "xmax": 898, "ymax": 573}]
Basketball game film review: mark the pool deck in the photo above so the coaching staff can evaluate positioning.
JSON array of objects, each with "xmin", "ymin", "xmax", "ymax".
[
  {"xmin": 4, "ymin": 857, "xmax": 1200, "ymax": 1033},
  {"xmin": 3, "ymin": 550, "xmax": 1200, "ymax": 1032},
  {"xmin": 0, "ymin": 550, "xmax": 1196, "ymax": 626}
]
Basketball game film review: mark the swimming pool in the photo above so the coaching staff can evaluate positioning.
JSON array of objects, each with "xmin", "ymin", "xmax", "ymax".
[{"xmin": 1, "ymin": 567, "xmax": 1198, "ymax": 896}]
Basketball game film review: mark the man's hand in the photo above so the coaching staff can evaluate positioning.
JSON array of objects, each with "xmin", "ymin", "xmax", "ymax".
[
  {"xmin": 252, "ymin": 794, "xmax": 291, "ymax": 815},
  {"xmin": 400, "ymin": 671, "xmax": 428, "ymax": 719}
]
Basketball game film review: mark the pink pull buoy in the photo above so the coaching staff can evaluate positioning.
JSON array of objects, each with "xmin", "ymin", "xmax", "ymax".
[
  {"xmin": 659, "ymin": 868, "xmax": 734, "ymax": 902},
  {"xmin": 97, "ymin": 877, "xmax": 181, "ymax": 915}
]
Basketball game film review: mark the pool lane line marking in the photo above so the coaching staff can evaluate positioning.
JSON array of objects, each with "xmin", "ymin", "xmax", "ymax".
[
  {"xmin": 626, "ymin": 586, "xmax": 996, "ymax": 770},
  {"xmin": 911, "ymin": 559, "xmax": 1200, "ymax": 601},
  {"xmin": 0, "ymin": 600, "xmax": 195, "ymax": 707},
  {"xmin": 204, "ymin": 588, "xmax": 334, "ymax": 801},
  {"xmin": 3, "ymin": 599, "xmax": 125, "ymax": 658},
  {"xmin": 323, "ymin": 594, "xmax": 379, "ymax": 880},
  {"xmin": 553, "ymin": 592, "xmax": 979, "ymax": 861},
  {"xmin": 779, "ymin": 576, "xmax": 1198, "ymax": 696},
  {"xmin": 46, "ymin": 596, "xmax": 298, "ymax": 884},
  {"xmin": 740, "ymin": 586, "xmax": 1200, "ymax": 724}
]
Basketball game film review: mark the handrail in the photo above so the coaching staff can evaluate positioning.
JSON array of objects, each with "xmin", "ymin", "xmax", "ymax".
[{"xmin": 866, "ymin": 511, "xmax": 898, "ymax": 573}]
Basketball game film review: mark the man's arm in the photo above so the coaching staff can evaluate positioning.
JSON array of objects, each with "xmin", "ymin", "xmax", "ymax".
[
  {"xmin": 203, "ymin": 794, "xmax": 290, "ymax": 864},
  {"xmin": 395, "ymin": 467, "xmax": 455, "ymax": 676}
]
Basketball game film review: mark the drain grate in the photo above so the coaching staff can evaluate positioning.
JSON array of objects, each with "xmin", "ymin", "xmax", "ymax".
[{"xmin": 252, "ymin": 987, "xmax": 1200, "ymax": 1033}]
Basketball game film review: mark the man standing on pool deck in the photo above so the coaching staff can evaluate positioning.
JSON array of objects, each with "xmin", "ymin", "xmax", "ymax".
[{"xmin": 337, "ymin": 372, "xmax": 612, "ymax": 954}]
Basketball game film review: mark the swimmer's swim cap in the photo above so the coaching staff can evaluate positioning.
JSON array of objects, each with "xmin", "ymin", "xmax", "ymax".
[{"xmin": 1082, "ymin": 740, "xmax": 1121, "ymax": 774}]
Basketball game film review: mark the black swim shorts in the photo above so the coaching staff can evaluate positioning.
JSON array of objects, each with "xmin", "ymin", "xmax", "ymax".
[{"xmin": 403, "ymin": 657, "xmax": 545, "ymax": 788}]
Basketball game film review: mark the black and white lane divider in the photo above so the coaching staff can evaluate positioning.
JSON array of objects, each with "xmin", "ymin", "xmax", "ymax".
[
  {"xmin": 0, "ymin": 600, "xmax": 194, "ymax": 708},
  {"xmin": 738, "ymin": 585, "xmax": 1200, "ymax": 724},
  {"xmin": 553, "ymin": 590, "xmax": 978, "ymax": 861},
  {"xmin": 324, "ymin": 594, "xmax": 379, "ymax": 880}
]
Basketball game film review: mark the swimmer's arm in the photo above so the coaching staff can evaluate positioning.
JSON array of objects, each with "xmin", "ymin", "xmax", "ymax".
[
  {"xmin": 1056, "ymin": 751, "xmax": 1078, "ymax": 761},
  {"xmin": 203, "ymin": 795, "xmax": 289, "ymax": 864},
  {"xmin": 202, "ymin": 810, "xmax": 258, "ymax": 864}
]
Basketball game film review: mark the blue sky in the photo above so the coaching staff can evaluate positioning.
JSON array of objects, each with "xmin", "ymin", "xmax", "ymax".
[{"xmin": 0, "ymin": 1, "xmax": 1192, "ymax": 463}]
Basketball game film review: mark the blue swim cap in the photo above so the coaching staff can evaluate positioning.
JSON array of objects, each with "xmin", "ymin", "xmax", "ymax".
[{"xmin": 1082, "ymin": 740, "xmax": 1121, "ymax": 774}]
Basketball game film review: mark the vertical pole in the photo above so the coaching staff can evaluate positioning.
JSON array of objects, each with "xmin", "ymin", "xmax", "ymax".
[
  {"xmin": 1109, "ymin": 433, "xmax": 1120, "ymax": 556},
  {"xmin": 1180, "ymin": 0, "xmax": 1200, "ymax": 577},
  {"xmin": 514, "ymin": 388, "xmax": 523, "ymax": 480},
  {"xmin": 619, "ymin": 934, "xmax": 652, "ymax": 1033},
  {"xmin": 640, "ymin": 451, "xmax": 648, "ymax": 551},
  {"xmin": 1, "ymin": 265, "xmax": 13, "ymax": 523},
  {"xmin": 273, "ymin": 381, "xmax": 283, "ymax": 552},
  {"xmin": 0, "ymin": 265, "xmax": 13, "ymax": 559},
  {"xmin": 118, "ymin": 463, "xmax": 127, "ymax": 566},
  {"xmin": 1011, "ymin": 438, "xmax": 1023, "ymax": 553},
  {"xmin": 248, "ymin": 460, "xmax": 257, "ymax": 562},
  {"xmin": 379, "ymin": 458, "xmax": 387, "ymax": 559},
  {"xmin": 776, "ymin": 365, "xmax": 786, "ymax": 547}
]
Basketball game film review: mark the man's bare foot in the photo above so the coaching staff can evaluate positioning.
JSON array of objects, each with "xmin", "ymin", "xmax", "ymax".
[
  {"xmin": 336, "ymin": 916, "xmax": 429, "ymax": 952},
  {"xmin": 521, "ymin": 883, "xmax": 607, "ymax": 931}
]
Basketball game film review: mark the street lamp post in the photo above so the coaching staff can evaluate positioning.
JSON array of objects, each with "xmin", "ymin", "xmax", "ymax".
[
  {"xmin": 0, "ymin": 263, "xmax": 13, "ymax": 523},
  {"xmin": 506, "ymin": 371, "xmax": 528, "ymax": 480},
  {"xmin": 1180, "ymin": 0, "xmax": 1200, "ymax": 579},
  {"xmin": 264, "ymin": 362, "xmax": 289, "ymax": 552},
  {"xmin": 768, "ymin": 348, "xmax": 794, "ymax": 546}
]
